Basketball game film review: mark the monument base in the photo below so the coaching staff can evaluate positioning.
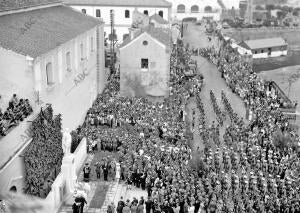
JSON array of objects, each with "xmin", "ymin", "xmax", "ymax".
[{"xmin": 61, "ymin": 154, "xmax": 77, "ymax": 205}]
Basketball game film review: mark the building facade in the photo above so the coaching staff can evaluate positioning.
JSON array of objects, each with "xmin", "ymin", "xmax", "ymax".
[
  {"xmin": 170, "ymin": 0, "xmax": 222, "ymax": 21},
  {"xmin": 239, "ymin": 37, "xmax": 288, "ymax": 59},
  {"xmin": 64, "ymin": 0, "xmax": 172, "ymax": 43},
  {"xmin": 0, "ymin": 2, "xmax": 105, "ymax": 194},
  {"xmin": 119, "ymin": 27, "xmax": 171, "ymax": 98}
]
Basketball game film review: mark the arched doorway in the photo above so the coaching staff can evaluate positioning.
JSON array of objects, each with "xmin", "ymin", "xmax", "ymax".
[
  {"xmin": 177, "ymin": 4, "xmax": 185, "ymax": 13},
  {"xmin": 191, "ymin": 5, "xmax": 199, "ymax": 13},
  {"xmin": 204, "ymin": 6, "xmax": 212, "ymax": 13},
  {"xmin": 9, "ymin": 186, "xmax": 17, "ymax": 192}
]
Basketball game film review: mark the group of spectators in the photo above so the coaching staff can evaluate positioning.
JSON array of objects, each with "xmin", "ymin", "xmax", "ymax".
[
  {"xmin": 71, "ymin": 34, "xmax": 300, "ymax": 213},
  {"xmin": 195, "ymin": 40, "xmax": 300, "ymax": 212},
  {"xmin": 0, "ymin": 94, "xmax": 32, "ymax": 136}
]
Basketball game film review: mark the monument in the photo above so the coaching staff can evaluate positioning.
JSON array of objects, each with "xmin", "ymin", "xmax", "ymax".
[
  {"xmin": 62, "ymin": 128, "xmax": 72, "ymax": 156},
  {"xmin": 61, "ymin": 128, "xmax": 77, "ymax": 203}
]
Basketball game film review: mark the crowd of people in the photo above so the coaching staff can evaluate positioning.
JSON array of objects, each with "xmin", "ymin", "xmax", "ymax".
[
  {"xmin": 196, "ymin": 39, "xmax": 300, "ymax": 212},
  {"xmin": 69, "ymin": 33, "xmax": 300, "ymax": 213},
  {"xmin": 0, "ymin": 94, "xmax": 33, "ymax": 136}
]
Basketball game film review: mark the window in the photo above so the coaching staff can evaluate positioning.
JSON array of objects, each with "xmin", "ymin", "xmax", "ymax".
[
  {"xmin": 66, "ymin": 52, "xmax": 71, "ymax": 72},
  {"xmin": 177, "ymin": 4, "xmax": 185, "ymax": 13},
  {"xmin": 82, "ymin": 9, "xmax": 86, "ymax": 14},
  {"xmin": 80, "ymin": 43, "xmax": 84, "ymax": 60},
  {"xmin": 141, "ymin": 58, "xmax": 149, "ymax": 70},
  {"xmin": 96, "ymin": 9, "xmax": 101, "ymax": 17},
  {"xmin": 158, "ymin": 10, "xmax": 163, "ymax": 18},
  {"xmin": 46, "ymin": 62, "xmax": 54, "ymax": 85},
  {"xmin": 204, "ymin": 6, "xmax": 212, "ymax": 13},
  {"xmin": 143, "ymin": 40, "xmax": 148, "ymax": 46},
  {"xmin": 9, "ymin": 186, "xmax": 17, "ymax": 193},
  {"xmin": 254, "ymin": 51, "xmax": 258, "ymax": 54},
  {"xmin": 261, "ymin": 50, "xmax": 264, "ymax": 53},
  {"xmin": 123, "ymin": 34, "xmax": 129, "ymax": 41},
  {"xmin": 125, "ymin": 10, "xmax": 130, "ymax": 18},
  {"xmin": 144, "ymin": 10, "xmax": 148, "ymax": 15},
  {"xmin": 90, "ymin": 37, "xmax": 94, "ymax": 52},
  {"xmin": 191, "ymin": 5, "xmax": 199, "ymax": 13}
]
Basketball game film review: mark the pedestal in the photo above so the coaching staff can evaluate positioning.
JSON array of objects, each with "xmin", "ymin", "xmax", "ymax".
[{"xmin": 61, "ymin": 154, "xmax": 77, "ymax": 201}]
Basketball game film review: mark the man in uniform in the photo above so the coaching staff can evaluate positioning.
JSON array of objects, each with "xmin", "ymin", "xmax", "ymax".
[{"xmin": 83, "ymin": 163, "xmax": 91, "ymax": 182}]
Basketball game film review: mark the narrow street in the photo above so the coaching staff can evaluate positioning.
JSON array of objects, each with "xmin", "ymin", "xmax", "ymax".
[{"xmin": 184, "ymin": 23, "xmax": 246, "ymax": 154}]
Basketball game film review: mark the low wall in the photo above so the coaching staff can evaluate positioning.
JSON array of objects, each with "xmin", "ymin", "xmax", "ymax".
[
  {"xmin": 45, "ymin": 137, "xmax": 87, "ymax": 212},
  {"xmin": 73, "ymin": 138, "xmax": 87, "ymax": 175}
]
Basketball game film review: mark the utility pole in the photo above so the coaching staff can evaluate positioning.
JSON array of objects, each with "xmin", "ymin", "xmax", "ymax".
[
  {"xmin": 181, "ymin": 20, "xmax": 184, "ymax": 38},
  {"xmin": 110, "ymin": 9, "xmax": 115, "ymax": 76}
]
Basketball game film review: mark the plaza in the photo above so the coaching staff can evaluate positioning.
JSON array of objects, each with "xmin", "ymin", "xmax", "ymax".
[{"xmin": 0, "ymin": 0, "xmax": 300, "ymax": 213}]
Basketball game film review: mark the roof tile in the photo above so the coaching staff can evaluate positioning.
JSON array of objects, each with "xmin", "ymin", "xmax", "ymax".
[
  {"xmin": 0, "ymin": 5, "xmax": 102, "ymax": 57},
  {"xmin": 240, "ymin": 37, "xmax": 287, "ymax": 50},
  {"xmin": 0, "ymin": 0, "xmax": 61, "ymax": 12}
]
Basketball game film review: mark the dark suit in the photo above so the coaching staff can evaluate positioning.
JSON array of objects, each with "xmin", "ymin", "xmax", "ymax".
[
  {"xmin": 75, "ymin": 197, "xmax": 87, "ymax": 213},
  {"xmin": 145, "ymin": 200, "xmax": 152, "ymax": 213}
]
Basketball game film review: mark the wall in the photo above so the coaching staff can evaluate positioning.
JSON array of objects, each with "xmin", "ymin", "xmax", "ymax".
[
  {"xmin": 0, "ymin": 47, "xmax": 36, "ymax": 173},
  {"xmin": 33, "ymin": 26, "xmax": 105, "ymax": 130},
  {"xmin": 0, "ymin": 25, "xmax": 106, "ymax": 194},
  {"xmin": 252, "ymin": 50, "xmax": 288, "ymax": 58},
  {"xmin": 120, "ymin": 33, "xmax": 170, "ymax": 97},
  {"xmin": 70, "ymin": 5, "xmax": 170, "ymax": 42},
  {"xmin": 0, "ymin": 139, "xmax": 31, "ymax": 194},
  {"xmin": 171, "ymin": 0, "xmax": 221, "ymax": 21},
  {"xmin": 45, "ymin": 138, "xmax": 87, "ymax": 212},
  {"xmin": 173, "ymin": 12, "xmax": 220, "ymax": 21},
  {"xmin": 0, "ymin": 47, "xmax": 34, "ymax": 111}
]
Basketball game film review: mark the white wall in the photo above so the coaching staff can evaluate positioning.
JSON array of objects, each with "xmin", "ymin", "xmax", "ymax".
[
  {"xmin": 70, "ymin": 5, "xmax": 170, "ymax": 42},
  {"xmin": 173, "ymin": 12, "xmax": 220, "ymax": 21},
  {"xmin": 45, "ymin": 138, "xmax": 87, "ymax": 212},
  {"xmin": 252, "ymin": 50, "xmax": 288, "ymax": 58},
  {"xmin": 0, "ymin": 25, "xmax": 106, "ymax": 194},
  {"xmin": 120, "ymin": 33, "xmax": 170, "ymax": 97},
  {"xmin": 0, "ymin": 48, "xmax": 34, "ymax": 110},
  {"xmin": 171, "ymin": 0, "xmax": 221, "ymax": 21}
]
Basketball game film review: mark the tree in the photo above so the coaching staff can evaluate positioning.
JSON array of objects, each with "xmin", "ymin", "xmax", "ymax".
[
  {"xmin": 265, "ymin": 4, "xmax": 275, "ymax": 11},
  {"xmin": 293, "ymin": 9, "xmax": 299, "ymax": 17},
  {"xmin": 255, "ymin": 5, "xmax": 264, "ymax": 10},
  {"xmin": 277, "ymin": 10, "xmax": 287, "ymax": 19}
]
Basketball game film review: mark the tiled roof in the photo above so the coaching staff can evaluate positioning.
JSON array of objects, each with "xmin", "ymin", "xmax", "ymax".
[
  {"xmin": 240, "ymin": 37, "xmax": 287, "ymax": 50},
  {"xmin": 63, "ymin": 0, "xmax": 172, "ymax": 7},
  {"xmin": 119, "ymin": 26, "xmax": 171, "ymax": 49},
  {"xmin": 0, "ymin": 0, "xmax": 61, "ymax": 12},
  {"xmin": 0, "ymin": 5, "xmax": 102, "ymax": 58},
  {"xmin": 150, "ymin": 14, "xmax": 168, "ymax": 24}
]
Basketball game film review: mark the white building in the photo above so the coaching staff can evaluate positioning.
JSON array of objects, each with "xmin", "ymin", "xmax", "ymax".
[
  {"xmin": 119, "ymin": 27, "xmax": 171, "ymax": 98},
  {"xmin": 239, "ymin": 37, "xmax": 288, "ymax": 59},
  {"xmin": 64, "ymin": 0, "xmax": 172, "ymax": 43},
  {"xmin": 222, "ymin": 0, "xmax": 240, "ymax": 9},
  {"xmin": 0, "ymin": 1, "xmax": 106, "ymax": 194},
  {"xmin": 170, "ymin": 0, "xmax": 222, "ymax": 21}
]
